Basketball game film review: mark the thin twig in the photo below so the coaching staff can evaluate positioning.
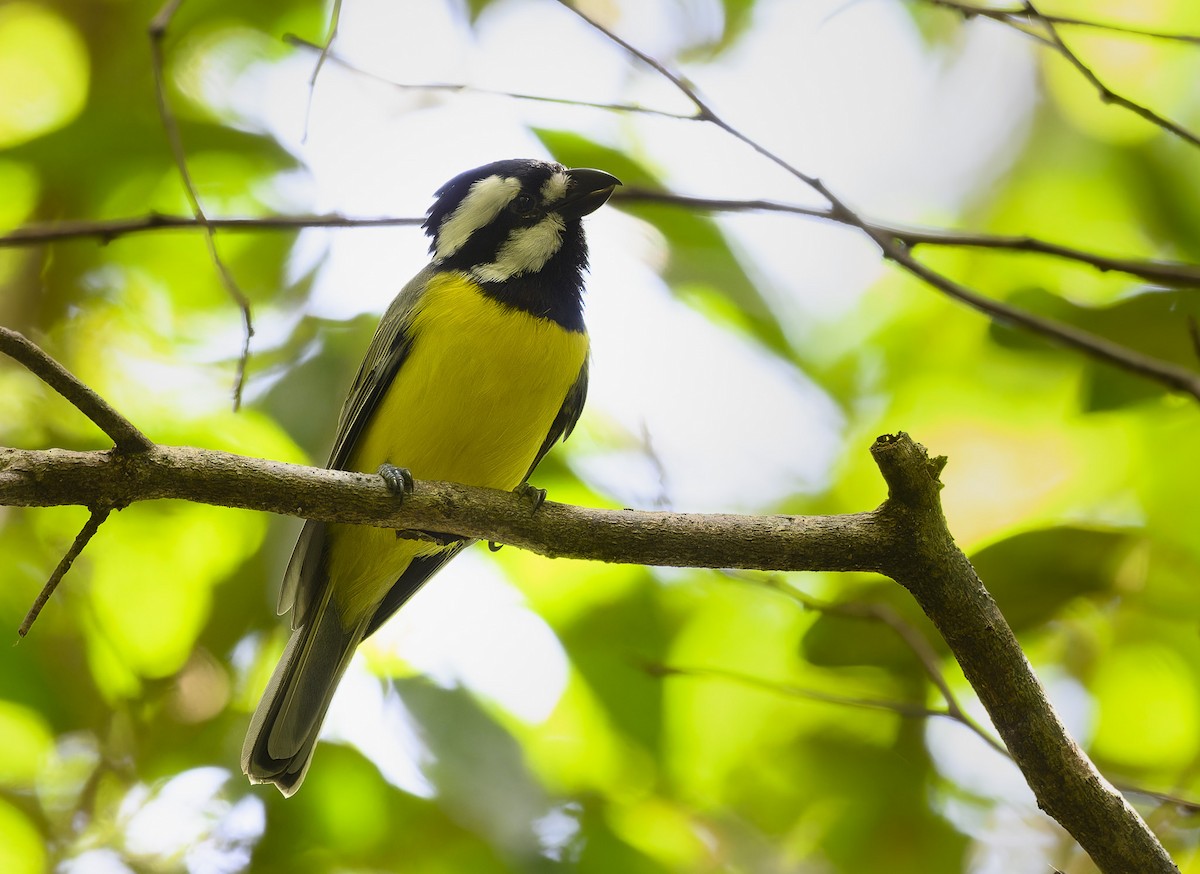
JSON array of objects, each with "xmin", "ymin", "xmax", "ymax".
[
  {"xmin": 743, "ymin": 574, "xmax": 1010, "ymax": 757},
  {"xmin": 648, "ymin": 662, "xmax": 952, "ymax": 720},
  {"xmin": 149, "ymin": 0, "xmax": 254, "ymax": 408},
  {"xmin": 6, "ymin": 201, "xmax": 1200, "ymax": 289},
  {"xmin": 18, "ymin": 508, "xmax": 111, "ymax": 638},
  {"xmin": 1018, "ymin": 0, "xmax": 1200, "ymax": 150},
  {"xmin": 559, "ymin": 1, "xmax": 1200, "ymax": 405},
  {"xmin": 284, "ymin": 34, "xmax": 698, "ymax": 120},
  {"xmin": 561, "ymin": 7, "xmax": 1183, "ymax": 868},
  {"xmin": 926, "ymin": 0, "xmax": 1200, "ymax": 45},
  {"xmin": 0, "ymin": 213, "xmax": 423, "ymax": 247},
  {"xmin": 301, "ymin": 0, "xmax": 343, "ymax": 143},
  {"xmin": 0, "ymin": 328, "xmax": 153, "ymax": 452},
  {"xmin": 616, "ymin": 189, "xmax": 1200, "ymax": 288}
]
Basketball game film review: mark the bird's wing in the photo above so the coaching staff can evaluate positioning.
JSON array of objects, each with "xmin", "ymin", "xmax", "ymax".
[
  {"xmin": 278, "ymin": 266, "xmax": 436, "ymax": 625},
  {"xmin": 326, "ymin": 264, "xmax": 437, "ymax": 471},
  {"xmin": 523, "ymin": 357, "xmax": 589, "ymax": 482},
  {"xmin": 363, "ymin": 543, "xmax": 468, "ymax": 638}
]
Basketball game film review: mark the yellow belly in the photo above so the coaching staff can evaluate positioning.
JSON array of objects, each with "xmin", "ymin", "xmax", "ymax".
[{"xmin": 326, "ymin": 272, "xmax": 589, "ymax": 624}]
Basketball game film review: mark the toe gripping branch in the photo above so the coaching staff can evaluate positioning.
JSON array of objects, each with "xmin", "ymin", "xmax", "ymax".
[
  {"xmin": 488, "ymin": 482, "xmax": 548, "ymax": 552},
  {"xmin": 379, "ymin": 463, "xmax": 464, "ymax": 548}
]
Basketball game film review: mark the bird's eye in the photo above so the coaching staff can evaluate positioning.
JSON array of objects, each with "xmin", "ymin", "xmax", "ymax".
[{"xmin": 509, "ymin": 193, "xmax": 539, "ymax": 219}]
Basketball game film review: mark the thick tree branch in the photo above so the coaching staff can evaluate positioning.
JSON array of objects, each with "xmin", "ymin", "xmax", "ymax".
[
  {"xmin": 0, "ymin": 444, "xmax": 891, "ymax": 572},
  {"xmin": 870, "ymin": 435, "xmax": 1178, "ymax": 873},
  {"xmin": 0, "ymin": 432, "xmax": 1178, "ymax": 871},
  {"xmin": 552, "ymin": 7, "xmax": 1177, "ymax": 867},
  {"xmin": 1, "ymin": 424, "xmax": 1177, "ymax": 871}
]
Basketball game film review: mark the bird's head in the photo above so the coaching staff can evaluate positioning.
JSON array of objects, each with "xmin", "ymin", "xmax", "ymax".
[{"xmin": 424, "ymin": 159, "xmax": 620, "ymax": 287}]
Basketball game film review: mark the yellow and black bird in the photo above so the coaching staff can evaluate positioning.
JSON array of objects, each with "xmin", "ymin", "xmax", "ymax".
[{"xmin": 242, "ymin": 159, "xmax": 619, "ymax": 795}]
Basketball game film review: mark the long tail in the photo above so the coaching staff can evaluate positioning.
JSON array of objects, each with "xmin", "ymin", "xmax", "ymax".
[{"xmin": 241, "ymin": 596, "xmax": 365, "ymax": 796}]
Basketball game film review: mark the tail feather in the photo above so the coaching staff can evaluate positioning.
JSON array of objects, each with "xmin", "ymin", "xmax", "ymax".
[{"xmin": 241, "ymin": 598, "xmax": 364, "ymax": 796}]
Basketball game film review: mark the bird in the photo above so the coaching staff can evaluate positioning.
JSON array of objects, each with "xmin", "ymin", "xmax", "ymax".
[{"xmin": 241, "ymin": 158, "xmax": 620, "ymax": 796}]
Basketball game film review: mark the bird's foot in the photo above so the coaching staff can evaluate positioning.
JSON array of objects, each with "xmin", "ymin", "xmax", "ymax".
[
  {"xmin": 379, "ymin": 463, "xmax": 414, "ymax": 499},
  {"xmin": 515, "ymin": 482, "xmax": 547, "ymax": 511}
]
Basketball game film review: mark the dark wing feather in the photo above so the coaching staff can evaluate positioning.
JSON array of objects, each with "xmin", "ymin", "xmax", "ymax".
[
  {"xmin": 364, "ymin": 543, "xmax": 468, "ymax": 638},
  {"xmin": 326, "ymin": 265, "xmax": 436, "ymax": 471},
  {"xmin": 278, "ymin": 266, "xmax": 435, "ymax": 625},
  {"xmin": 524, "ymin": 358, "xmax": 589, "ymax": 482}
]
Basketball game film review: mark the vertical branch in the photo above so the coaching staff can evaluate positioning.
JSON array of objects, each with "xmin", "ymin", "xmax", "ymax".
[
  {"xmin": 148, "ymin": 0, "xmax": 255, "ymax": 408},
  {"xmin": 869, "ymin": 435, "xmax": 1177, "ymax": 874},
  {"xmin": 301, "ymin": 0, "xmax": 344, "ymax": 142}
]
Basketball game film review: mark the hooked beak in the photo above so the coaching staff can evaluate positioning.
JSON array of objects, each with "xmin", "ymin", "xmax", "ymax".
[{"xmin": 556, "ymin": 168, "xmax": 621, "ymax": 218}]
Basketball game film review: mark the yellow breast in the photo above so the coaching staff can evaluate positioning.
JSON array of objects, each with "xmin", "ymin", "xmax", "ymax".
[{"xmin": 328, "ymin": 271, "xmax": 589, "ymax": 622}]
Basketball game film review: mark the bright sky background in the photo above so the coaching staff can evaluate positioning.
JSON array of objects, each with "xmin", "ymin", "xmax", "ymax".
[{"xmin": 171, "ymin": 1, "xmax": 1046, "ymax": 870}]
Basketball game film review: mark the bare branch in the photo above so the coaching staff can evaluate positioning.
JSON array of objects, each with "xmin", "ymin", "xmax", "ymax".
[
  {"xmin": 933, "ymin": 0, "xmax": 1200, "ymax": 150},
  {"xmin": 0, "ymin": 444, "xmax": 891, "ymax": 573},
  {"xmin": 558, "ymin": 4, "xmax": 1181, "ymax": 868},
  {"xmin": 7, "ymin": 199, "xmax": 1200, "ymax": 290},
  {"xmin": 18, "ymin": 508, "xmax": 110, "ymax": 638},
  {"xmin": 563, "ymin": 4, "xmax": 1200, "ymax": 406},
  {"xmin": 710, "ymin": 579, "xmax": 1200, "ymax": 815},
  {"xmin": 301, "ymin": 0, "xmax": 343, "ymax": 142},
  {"xmin": 283, "ymin": 34, "xmax": 698, "ymax": 120},
  {"xmin": 925, "ymin": 0, "xmax": 1200, "ymax": 44},
  {"xmin": 767, "ymin": 581, "xmax": 1009, "ymax": 756},
  {"xmin": 648, "ymin": 662, "xmax": 953, "ymax": 720},
  {"xmin": 0, "ymin": 213, "xmax": 423, "ymax": 247},
  {"xmin": 0, "ymin": 328, "xmax": 153, "ymax": 452},
  {"xmin": 149, "ymin": 0, "xmax": 253, "ymax": 408},
  {"xmin": 1024, "ymin": 0, "xmax": 1200, "ymax": 149},
  {"xmin": 616, "ymin": 189, "xmax": 1200, "ymax": 288}
]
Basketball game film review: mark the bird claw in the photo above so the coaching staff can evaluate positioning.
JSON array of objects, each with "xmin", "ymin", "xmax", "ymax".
[
  {"xmin": 379, "ymin": 463, "xmax": 414, "ymax": 498},
  {"xmin": 515, "ymin": 482, "xmax": 547, "ymax": 511}
]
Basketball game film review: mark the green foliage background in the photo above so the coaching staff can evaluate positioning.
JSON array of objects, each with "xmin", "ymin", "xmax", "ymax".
[{"xmin": 2, "ymin": 0, "xmax": 1200, "ymax": 872}]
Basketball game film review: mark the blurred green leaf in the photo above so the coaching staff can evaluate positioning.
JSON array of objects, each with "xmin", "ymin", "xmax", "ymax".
[
  {"xmin": 970, "ymin": 526, "xmax": 1138, "ymax": 630},
  {"xmin": 989, "ymin": 287, "xmax": 1200, "ymax": 409},
  {"xmin": 801, "ymin": 582, "xmax": 942, "ymax": 672}
]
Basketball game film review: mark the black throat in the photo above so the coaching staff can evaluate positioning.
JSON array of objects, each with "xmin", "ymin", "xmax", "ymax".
[{"xmin": 444, "ymin": 224, "xmax": 590, "ymax": 334}]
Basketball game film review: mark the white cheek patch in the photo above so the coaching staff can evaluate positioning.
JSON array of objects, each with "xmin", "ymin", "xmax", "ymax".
[
  {"xmin": 471, "ymin": 214, "xmax": 566, "ymax": 283},
  {"xmin": 540, "ymin": 170, "xmax": 569, "ymax": 204},
  {"xmin": 434, "ymin": 175, "xmax": 521, "ymax": 262}
]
